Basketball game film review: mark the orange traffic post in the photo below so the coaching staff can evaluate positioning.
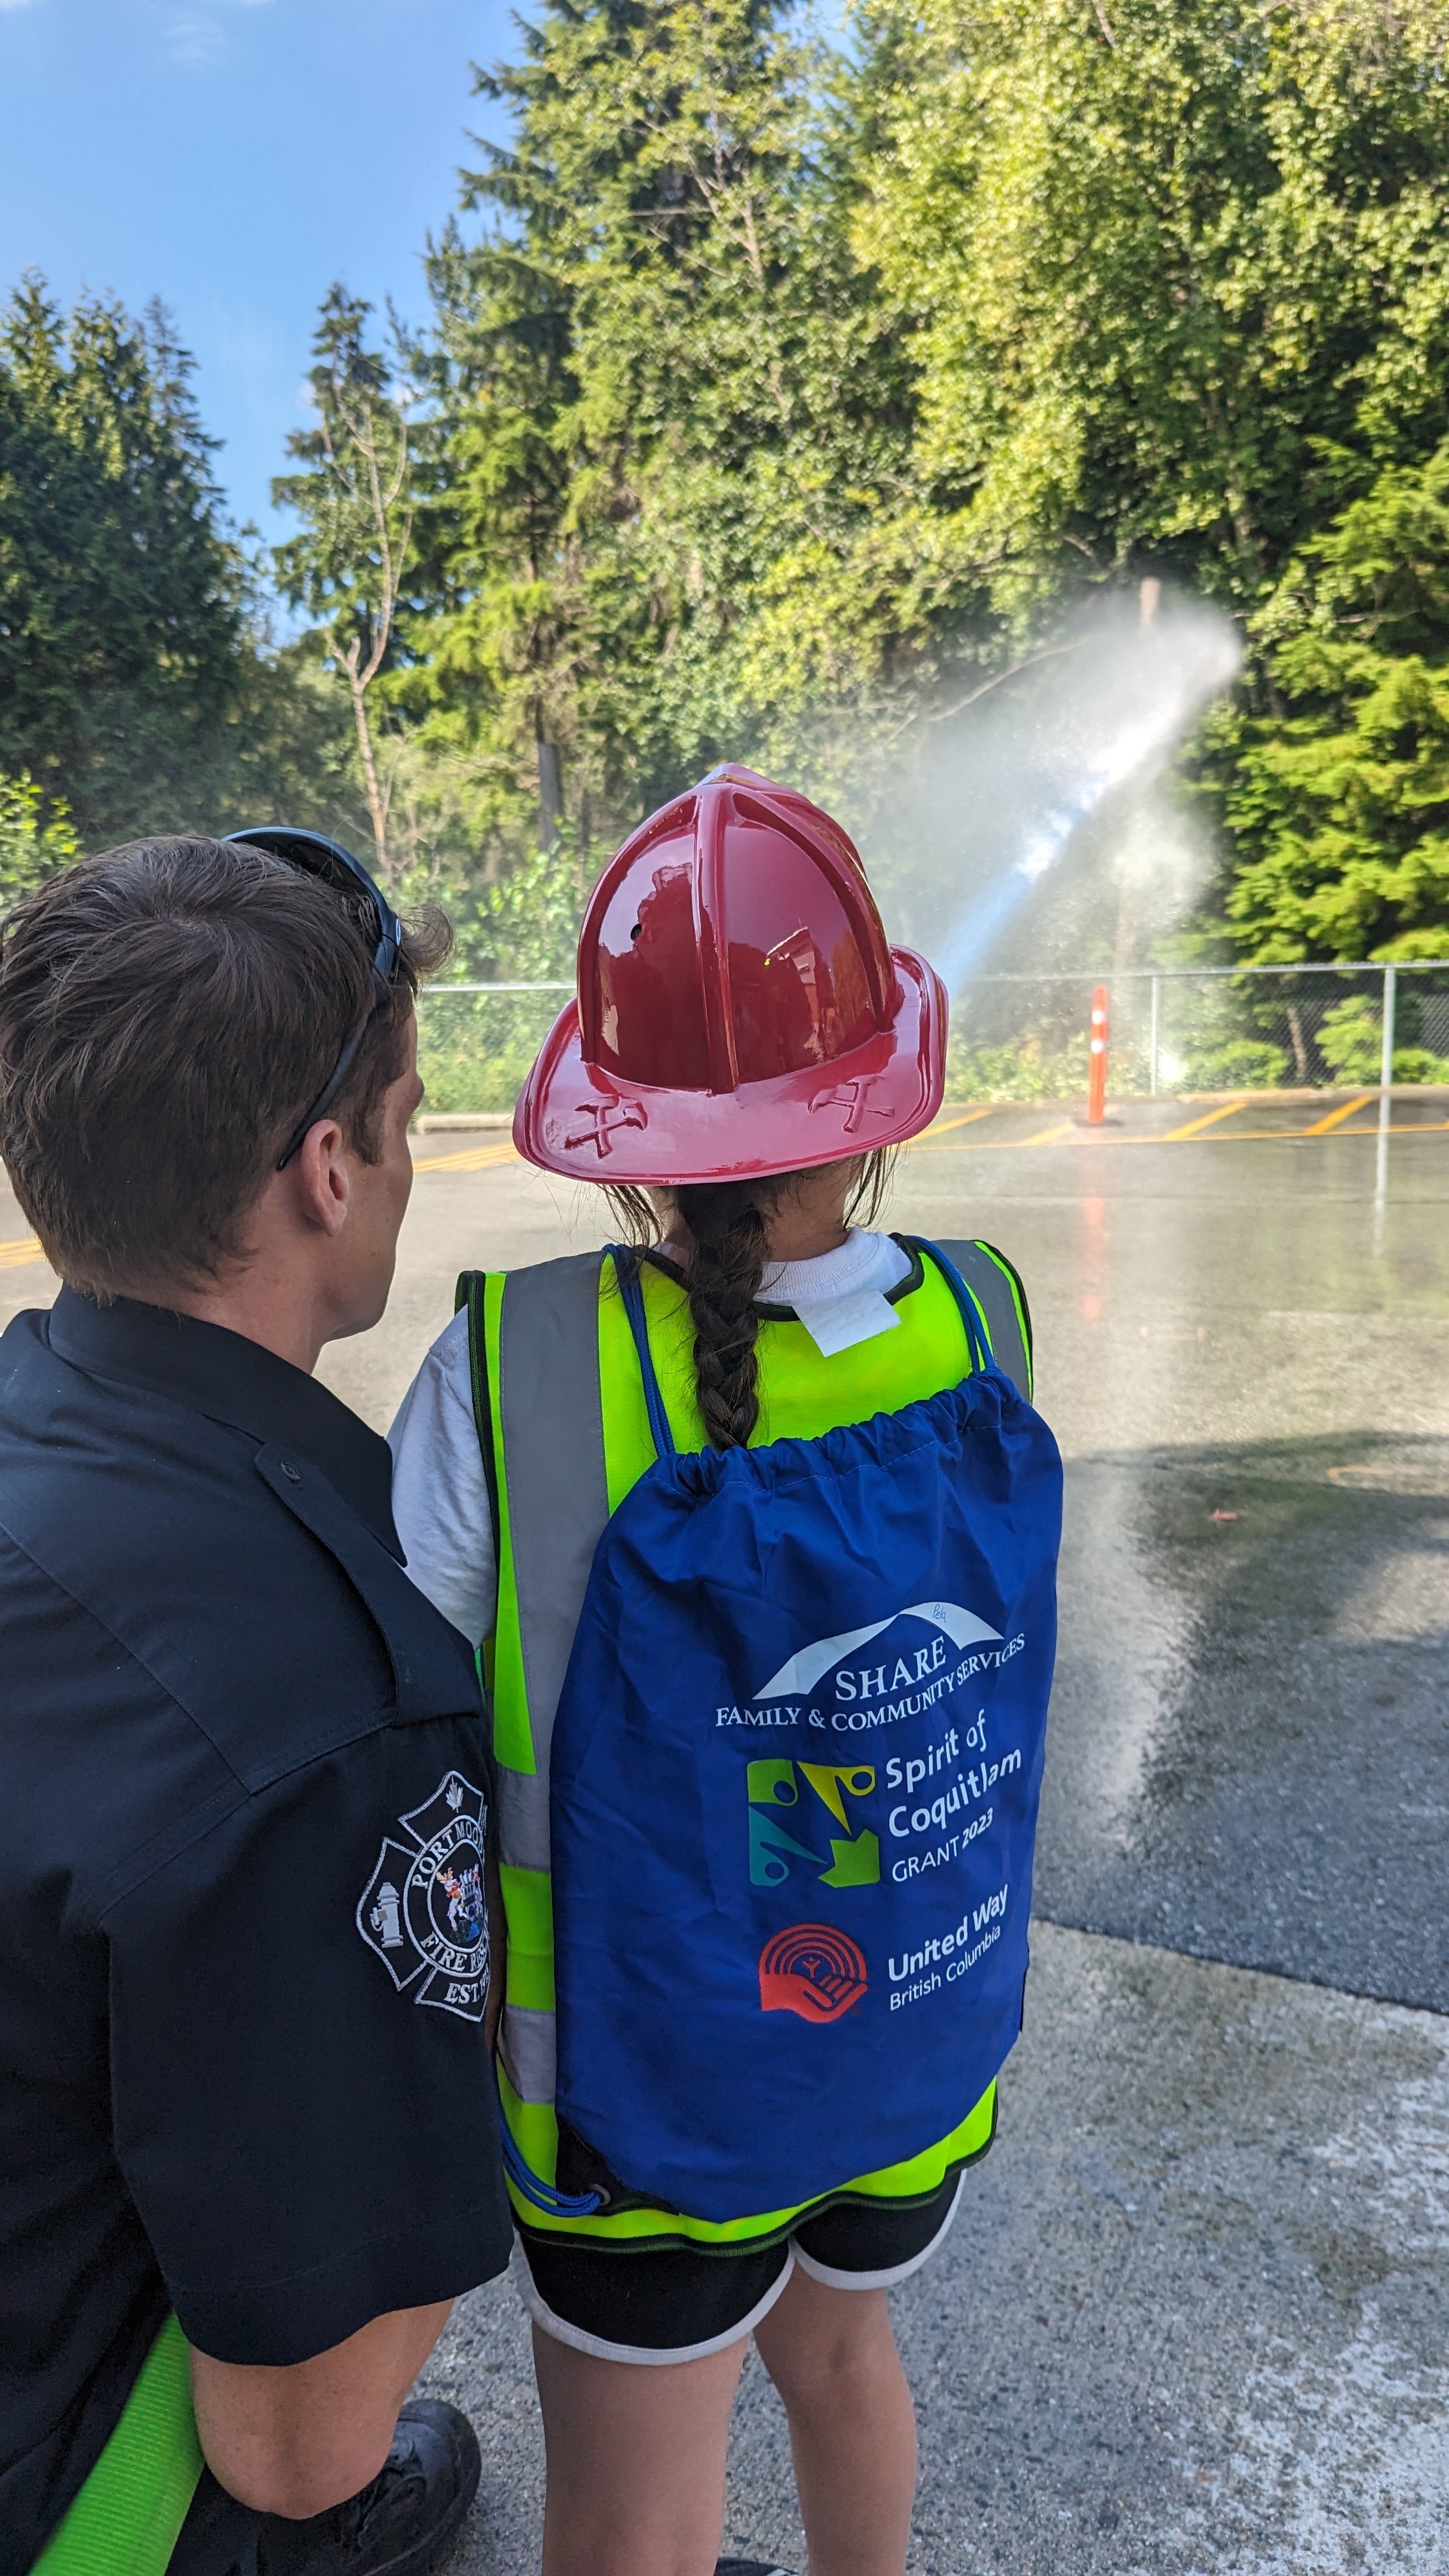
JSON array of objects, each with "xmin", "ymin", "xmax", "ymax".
[{"xmin": 1086, "ymin": 983, "xmax": 1109, "ymax": 1125}]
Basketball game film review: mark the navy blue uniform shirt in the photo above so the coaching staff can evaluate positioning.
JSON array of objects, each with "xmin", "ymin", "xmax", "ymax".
[{"xmin": 0, "ymin": 1291, "xmax": 512, "ymax": 2572}]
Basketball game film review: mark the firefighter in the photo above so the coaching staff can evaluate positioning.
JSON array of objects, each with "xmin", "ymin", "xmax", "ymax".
[{"xmin": 0, "ymin": 831, "xmax": 511, "ymax": 2576}]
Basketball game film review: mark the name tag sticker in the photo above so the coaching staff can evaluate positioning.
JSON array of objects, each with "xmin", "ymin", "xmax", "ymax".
[{"xmin": 792, "ymin": 1288, "xmax": 903, "ymax": 1359}]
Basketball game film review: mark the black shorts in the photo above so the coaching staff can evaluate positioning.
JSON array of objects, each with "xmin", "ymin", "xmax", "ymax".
[{"xmin": 515, "ymin": 2167, "xmax": 967, "ymax": 2364}]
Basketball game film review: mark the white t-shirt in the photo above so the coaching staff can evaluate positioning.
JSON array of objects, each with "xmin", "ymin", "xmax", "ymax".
[{"xmin": 388, "ymin": 1227, "xmax": 914, "ymax": 1648}]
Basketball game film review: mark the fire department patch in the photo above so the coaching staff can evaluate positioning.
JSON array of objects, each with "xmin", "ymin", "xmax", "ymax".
[{"xmin": 356, "ymin": 1770, "xmax": 489, "ymax": 2023}]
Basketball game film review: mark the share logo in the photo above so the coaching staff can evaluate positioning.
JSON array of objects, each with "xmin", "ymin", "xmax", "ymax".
[
  {"xmin": 758, "ymin": 1924, "xmax": 868, "ymax": 2023},
  {"xmin": 755, "ymin": 1601, "xmax": 1001, "ymax": 1701}
]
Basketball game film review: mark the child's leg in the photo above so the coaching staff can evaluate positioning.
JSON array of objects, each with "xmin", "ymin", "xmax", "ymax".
[
  {"xmin": 533, "ymin": 2320, "xmax": 747, "ymax": 2576},
  {"xmin": 752, "ymin": 2266, "xmax": 917, "ymax": 2576}
]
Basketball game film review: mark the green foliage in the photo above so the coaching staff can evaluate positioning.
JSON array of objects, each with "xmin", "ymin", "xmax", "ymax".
[
  {"xmin": 943, "ymin": 1032, "xmax": 1089, "ymax": 1101},
  {"xmin": 404, "ymin": 837, "xmax": 601, "ymax": 1115},
  {"xmin": 854, "ymin": 0, "xmax": 1449, "ymax": 634},
  {"xmin": 1314, "ymin": 992, "xmax": 1449, "ymax": 1083},
  {"xmin": 273, "ymin": 293, "xmax": 415, "ymax": 648},
  {"xmin": 1217, "ymin": 443, "xmax": 1449, "ymax": 959},
  {"xmin": 415, "ymin": 990, "xmax": 567, "ymax": 1112},
  {"xmin": 390, "ymin": 0, "xmax": 1449, "ymax": 977},
  {"xmin": 850, "ymin": 0, "xmax": 1449, "ymax": 962},
  {"xmin": 10, "ymin": 0, "xmax": 1449, "ymax": 1066},
  {"xmin": 0, "ymin": 279, "xmax": 250, "ymax": 843},
  {"xmin": 410, "ymin": 0, "xmax": 919, "ymax": 864},
  {"xmin": 455, "ymin": 836, "xmax": 598, "ymax": 980},
  {"xmin": 1180, "ymin": 1037, "xmax": 1291, "ymax": 1089},
  {"xmin": 0, "ymin": 769, "xmax": 80, "ymax": 915},
  {"xmin": 272, "ymin": 289, "xmax": 429, "ymax": 875},
  {"xmin": 0, "ymin": 278, "xmax": 369, "ymax": 853}
]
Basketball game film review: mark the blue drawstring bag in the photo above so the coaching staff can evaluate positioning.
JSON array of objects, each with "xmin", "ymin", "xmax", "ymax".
[{"xmin": 545, "ymin": 1241, "xmax": 1063, "ymax": 2223}]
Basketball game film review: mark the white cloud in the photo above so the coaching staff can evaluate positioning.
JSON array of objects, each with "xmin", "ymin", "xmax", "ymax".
[
  {"xmin": 166, "ymin": 13, "xmax": 220, "ymax": 61},
  {"xmin": 165, "ymin": 0, "xmax": 272, "ymax": 66},
  {"xmin": 0, "ymin": 3, "xmax": 43, "ymax": 15}
]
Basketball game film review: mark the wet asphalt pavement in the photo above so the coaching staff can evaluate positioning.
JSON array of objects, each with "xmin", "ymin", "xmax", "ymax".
[
  {"xmin": 1042, "ymin": 1434, "xmax": 1446, "ymax": 2012},
  {"xmin": 897, "ymin": 1101, "xmax": 1449, "ymax": 2019},
  {"xmin": 2, "ymin": 1091, "xmax": 1446, "ymax": 2571}
]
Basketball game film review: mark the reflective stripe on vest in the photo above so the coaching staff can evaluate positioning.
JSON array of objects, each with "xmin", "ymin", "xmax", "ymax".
[
  {"xmin": 458, "ymin": 1238, "xmax": 1030, "ymax": 2241},
  {"xmin": 31, "ymin": 2314, "xmax": 202, "ymax": 2576}
]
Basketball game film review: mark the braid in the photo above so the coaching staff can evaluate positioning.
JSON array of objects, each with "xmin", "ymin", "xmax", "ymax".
[
  {"xmin": 675, "ymin": 1182, "xmax": 771, "ymax": 1451},
  {"xmin": 602, "ymin": 1149, "xmax": 898, "ymax": 1453}
]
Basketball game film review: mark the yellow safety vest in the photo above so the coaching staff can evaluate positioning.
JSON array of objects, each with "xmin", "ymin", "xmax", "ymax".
[{"xmin": 459, "ymin": 1234, "xmax": 1033, "ymax": 2246}]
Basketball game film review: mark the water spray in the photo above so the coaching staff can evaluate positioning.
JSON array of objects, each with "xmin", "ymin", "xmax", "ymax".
[{"xmin": 924, "ymin": 590, "xmax": 1241, "ymax": 993}]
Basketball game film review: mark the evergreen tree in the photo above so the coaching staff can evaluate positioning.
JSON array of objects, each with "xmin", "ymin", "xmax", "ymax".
[
  {"xmin": 0, "ymin": 279, "xmax": 249, "ymax": 843},
  {"xmin": 1216, "ymin": 442, "xmax": 1449, "ymax": 960},
  {"xmin": 414, "ymin": 162, "xmax": 581, "ymax": 861},
  {"xmin": 412, "ymin": 0, "xmax": 917, "ymax": 866}
]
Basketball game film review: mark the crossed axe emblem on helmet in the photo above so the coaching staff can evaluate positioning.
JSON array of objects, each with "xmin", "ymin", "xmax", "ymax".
[
  {"xmin": 565, "ymin": 1096, "xmax": 650, "ymax": 1156},
  {"xmin": 567, "ymin": 1080, "xmax": 887, "ymax": 1153},
  {"xmin": 808, "ymin": 1077, "xmax": 891, "ymax": 1135}
]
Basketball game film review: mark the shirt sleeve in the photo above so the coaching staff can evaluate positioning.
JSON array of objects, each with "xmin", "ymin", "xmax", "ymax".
[
  {"xmin": 105, "ymin": 1713, "xmax": 514, "ymax": 2367},
  {"xmin": 388, "ymin": 1310, "xmax": 498, "ymax": 1647}
]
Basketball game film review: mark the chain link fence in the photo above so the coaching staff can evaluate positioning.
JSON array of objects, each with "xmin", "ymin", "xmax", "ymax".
[
  {"xmin": 944, "ymin": 963, "xmax": 1449, "ymax": 1101},
  {"xmin": 415, "ymin": 963, "xmax": 1449, "ymax": 1114},
  {"xmin": 415, "ymin": 985, "xmax": 571, "ymax": 1114}
]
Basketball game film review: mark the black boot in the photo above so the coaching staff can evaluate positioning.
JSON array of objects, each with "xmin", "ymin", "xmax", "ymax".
[{"xmin": 170, "ymin": 2400, "xmax": 481, "ymax": 2576}]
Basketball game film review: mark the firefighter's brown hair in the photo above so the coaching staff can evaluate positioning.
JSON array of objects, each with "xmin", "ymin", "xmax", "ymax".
[{"xmin": 0, "ymin": 835, "xmax": 449, "ymax": 1296}]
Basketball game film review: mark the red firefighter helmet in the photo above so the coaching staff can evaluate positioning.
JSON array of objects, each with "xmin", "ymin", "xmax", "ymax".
[{"xmin": 514, "ymin": 765, "xmax": 946, "ymax": 1184}]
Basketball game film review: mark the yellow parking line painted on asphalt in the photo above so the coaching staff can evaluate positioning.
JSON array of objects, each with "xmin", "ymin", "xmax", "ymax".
[
  {"xmin": 918, "ymin": 1107, "xmax": 998, "ymax": 1142},
  {"xmin": 883, "ymin": 1112, "xmax": 1449, "ymax": 1155},
  {"xmin": 1163, "ymin": 1099, "xmax": 1251, "ymax": 1142},
  {"xmin": 409, "ymin": 1108, "xmax": 1449, "ymax": 1177},
  {"xmin": 1300, "ymin": 1090, "xmax": 1376, "ymax": 1136},
  {"xmin": 0, "ymin": 1236, "xmax": 46, "ymax": 1269},
  {"xmin": 1190, "ymin": 1118, "xmax": 1449, "ymax": 1144},
  {"xmin": 413, "ymin": 1139, "xmax": 518, "ymax": 1174}
]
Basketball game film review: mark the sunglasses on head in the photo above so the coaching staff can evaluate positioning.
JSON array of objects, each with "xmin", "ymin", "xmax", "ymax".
[{"xmin": 222, "ymin": 826, "xmax": 404, "ymax": 1169}]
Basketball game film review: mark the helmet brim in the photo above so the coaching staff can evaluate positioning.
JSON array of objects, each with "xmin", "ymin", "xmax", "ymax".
[{"xmin": 513, "ymin": 946, "xmax": 947, "ymax": 1185}]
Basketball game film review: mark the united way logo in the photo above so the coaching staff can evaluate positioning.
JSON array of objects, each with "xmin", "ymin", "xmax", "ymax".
[
  {"xmin": 758, "ymin": 1924, "xmax": 868, "ymax": 2023},
  {"xmin": 356, "ymin": 1771, "xmax": 489, "ymax": 2023}
]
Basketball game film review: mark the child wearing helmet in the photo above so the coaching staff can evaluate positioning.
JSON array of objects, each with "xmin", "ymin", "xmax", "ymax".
[{"xmin": 389, "ymin": 767, "xmax": 1061, "ymax": 2576}]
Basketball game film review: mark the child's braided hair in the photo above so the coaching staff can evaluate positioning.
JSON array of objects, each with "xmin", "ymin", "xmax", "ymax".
[
  {"xmin": 674, "ymin": 1182, "xmax": 774, "ymax": 1451},
  {"xmin": 606, "ymin": 1153, "xmax": 896, "ymax": 1451}
]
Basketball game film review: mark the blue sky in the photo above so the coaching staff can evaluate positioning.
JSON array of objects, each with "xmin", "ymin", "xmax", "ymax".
[{"xmin": 0, "ymin": 0, "xmax": 518, "ymax": 546}]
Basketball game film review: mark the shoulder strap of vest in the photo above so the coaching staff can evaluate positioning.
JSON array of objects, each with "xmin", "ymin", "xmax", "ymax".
[
  {"xmin": 906, "ymin": 1238, "xmax": 992, "ymax": 1376},
  {"xmin": 456, "ymin": 1250, "xmax": 611, "ymax": 1781},
  {"xmin": 611, "ymin": 1246, "xmax": 677, "ymax": 1462},
  {"xmin": 919, "ymin": 1239, "xmax": 1034, "ymax": 1400},
  {"xmin": 455, "ymin": 1268, "xmax": 500, "ymax": 1567}
]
